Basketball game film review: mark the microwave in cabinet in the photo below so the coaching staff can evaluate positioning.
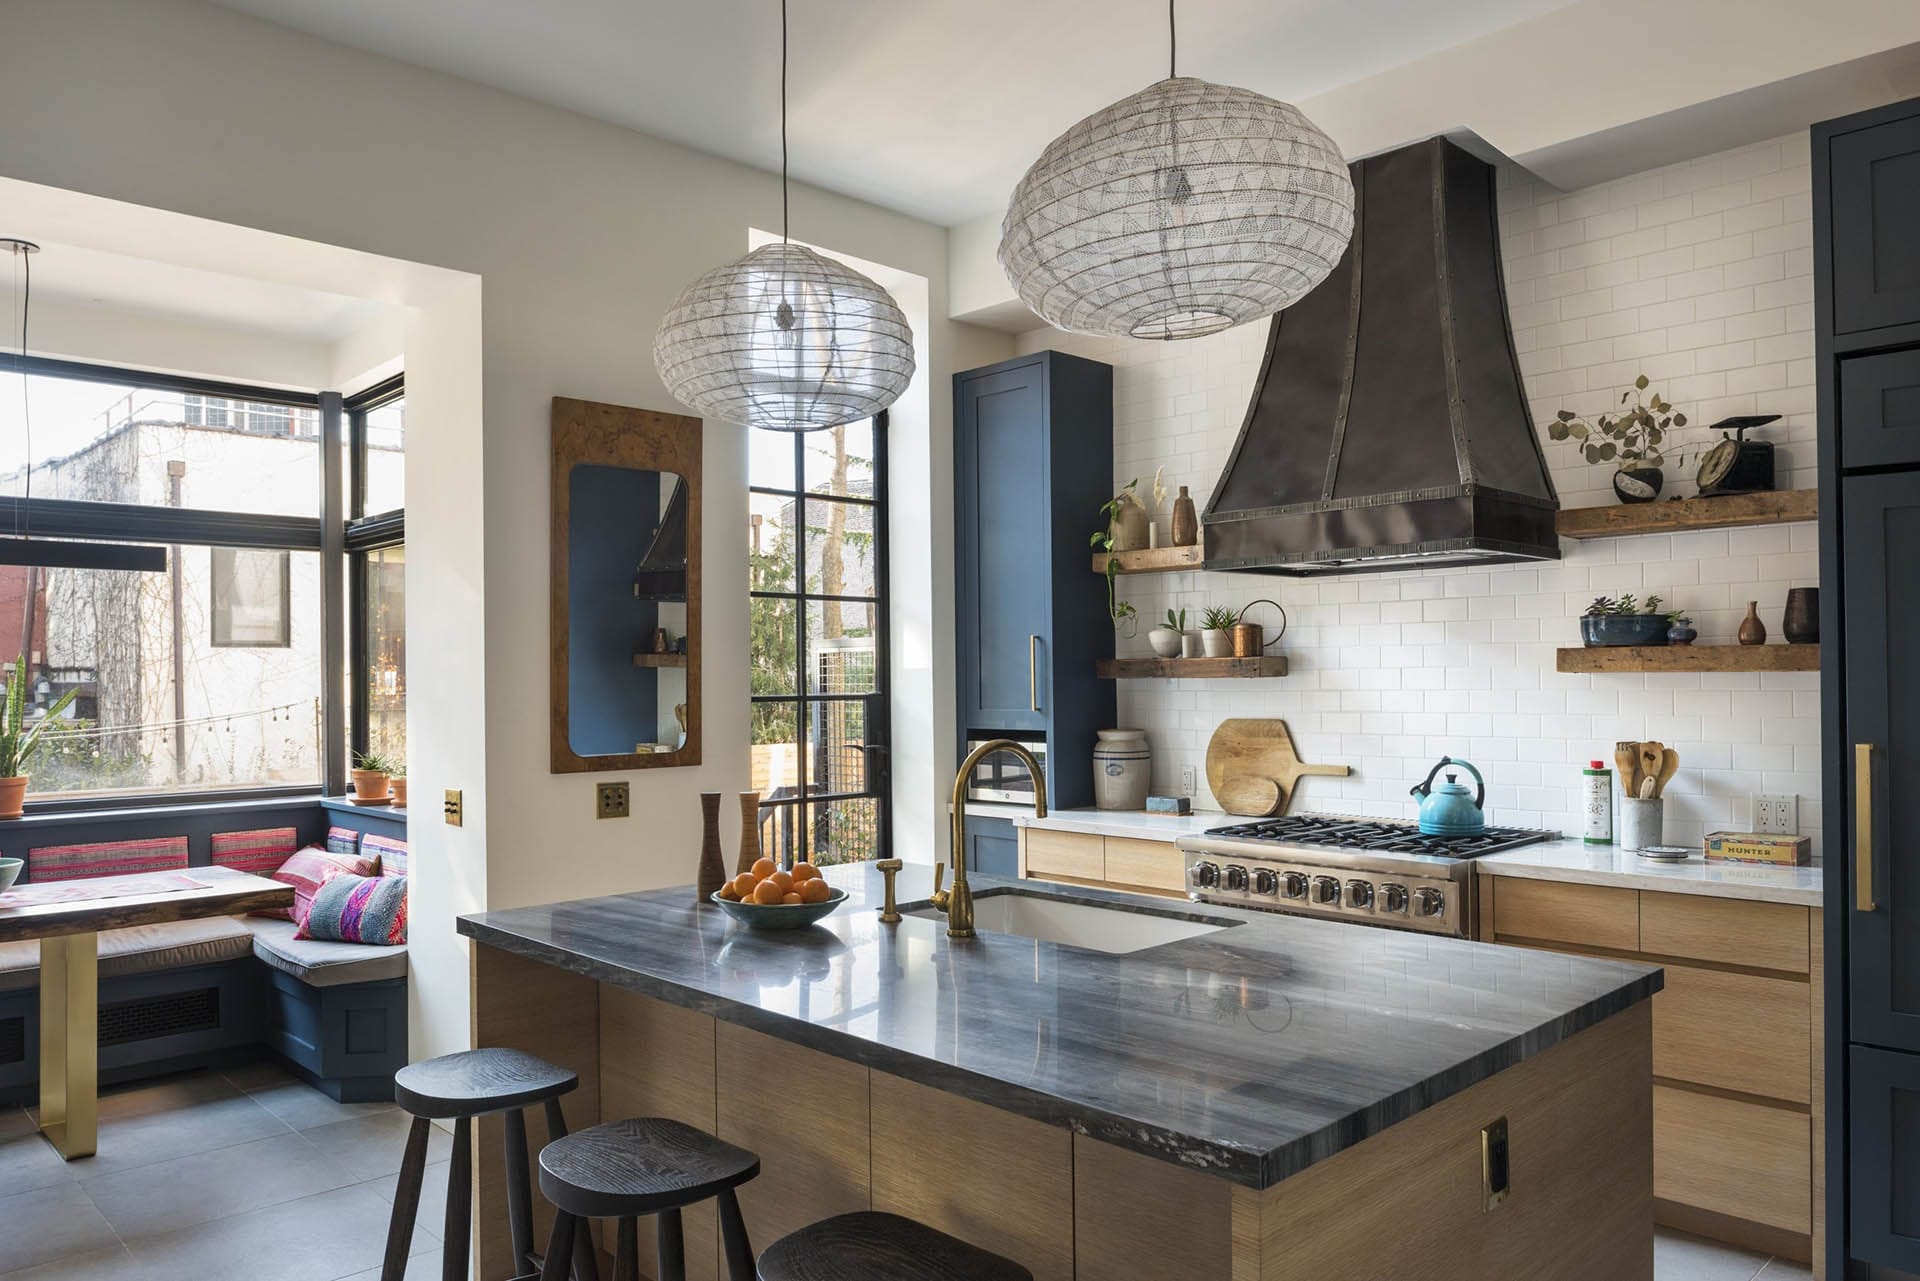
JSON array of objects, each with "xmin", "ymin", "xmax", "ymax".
[{"xmin": 964, "ymin": 737, "xmax": 1047, "ymax": 805}]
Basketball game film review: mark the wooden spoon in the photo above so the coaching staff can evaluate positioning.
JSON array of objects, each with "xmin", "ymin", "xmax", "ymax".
[
  {"xmin": 1615, "ymin": 743, "xmax": 1642, "ymax": 796},
  {"xmin": 1639, "ymin": 742, "xmax": 1665, "ymax": 791},
  {"xmin": 1655, "ymin": 747, "xmax": 1679, "ymax": 799}
]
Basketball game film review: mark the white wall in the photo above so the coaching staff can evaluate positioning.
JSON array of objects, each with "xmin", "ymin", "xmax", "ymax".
[
  {"xmin": 0, "ymin": 0, "xmax": 1003, "ymax": 1058},
  {"xmin": 1017, "ymin": 134, "xmax": 1822, "ymax": 854},
  {"xmin": 27, "ymin": 296, "xmax": 336, "ymax": 391}
]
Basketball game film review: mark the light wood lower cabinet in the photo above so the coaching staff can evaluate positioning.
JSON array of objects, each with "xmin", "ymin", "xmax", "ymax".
[
  {"xmin": 1016, "ymin": 827, "xmax": 1187, "ymax": 897},
  {"xmin": 1480, "ymin": 875, "xmax": 1822, "ymax": 1275}
]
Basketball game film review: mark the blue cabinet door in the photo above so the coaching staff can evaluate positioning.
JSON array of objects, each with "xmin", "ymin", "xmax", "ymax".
[
  {"xmin": 967, "ymin": 817, "xmax": 1019, "ymax": 880},
  {"xmin": 956, "ymin": 360, "xmax": 1051, "ymax": 733}
]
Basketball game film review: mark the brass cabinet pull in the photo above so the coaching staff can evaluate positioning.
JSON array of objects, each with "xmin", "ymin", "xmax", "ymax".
[
  {"xmin": 1858, "ymin": 743, "xmax": 1877, "ymax": 913},
  {"xmin": 1029, "ymin": 635, "xmax": 1041, "ymax": 713}
]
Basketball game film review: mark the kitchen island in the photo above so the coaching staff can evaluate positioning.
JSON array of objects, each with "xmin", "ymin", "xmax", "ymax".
[{"xmin": 459, "ymin": 863, "xmax": 1661, "ymax": 1280}]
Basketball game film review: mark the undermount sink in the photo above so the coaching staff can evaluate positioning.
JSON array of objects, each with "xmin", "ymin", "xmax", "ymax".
[{"xmin": 905, "ymin": 889, "xmax": 1234, "ymax": 955}]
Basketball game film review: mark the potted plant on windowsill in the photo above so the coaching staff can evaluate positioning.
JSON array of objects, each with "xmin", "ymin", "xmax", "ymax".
[
  {"xmin": 0, "ymin": 657, "xmax": 79, "ymax": 844},
  {"xmin": 390, "ymin": 772, "xmax": 409, "ymax": 808},
  {"xmin": 351, "ymin": 749, "xmax": 400, "ymax": 804}
]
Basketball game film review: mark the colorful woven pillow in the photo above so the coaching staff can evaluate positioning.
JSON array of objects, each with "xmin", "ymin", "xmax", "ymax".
[
  {"xmin": 362, "ymin": 833, "xmax": 408, "ymax": 878},
  {"xmin": 296, "ymin": 873, "xmax": 407, "ymax": 945},
  {"xmin": 209, "ymin": 827, "xmax": 298, "ymax": 876},
  {"xmin": 264, "ymin": 846, "xmax": 377, "ymax": 924},
  {"xmin": 29, "ymin": 836, "xmax": 189, "ymax": 883},
  {"xmin": 326, "ymin": 826, "xmax": 361, "ymax": 856}
]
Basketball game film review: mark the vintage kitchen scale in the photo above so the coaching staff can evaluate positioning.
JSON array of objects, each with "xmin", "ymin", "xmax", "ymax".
[{"xmin": 1694, "ymin": 414, "xmax": 1781, "ymax": 497}]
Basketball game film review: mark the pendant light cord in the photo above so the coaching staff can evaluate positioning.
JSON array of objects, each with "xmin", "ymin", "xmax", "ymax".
[
  {"xmin": 781, "ymin": 0, "xmax": 789, "ymax": 243},
  {"xmin": 1168, "ymin": 0, "xmax": 1176, "ymax": 78}
]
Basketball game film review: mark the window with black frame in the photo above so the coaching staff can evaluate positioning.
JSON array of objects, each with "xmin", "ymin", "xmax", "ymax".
[
  {"xmin": 747, "ymin": 415, "xmax": 890, "ymax": 866},
  {"xmin": 344, "ymin": 376, "xmax": 405, "ymax": 771}
]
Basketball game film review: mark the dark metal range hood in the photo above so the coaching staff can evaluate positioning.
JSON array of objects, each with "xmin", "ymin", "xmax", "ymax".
[
  {"xmin": 631, "ymin": 475, "xmax": 689, "ymax": 601},
  {"xmin": 1203, "ymin": 137, "xmax": 1560, "ymax": 576}
]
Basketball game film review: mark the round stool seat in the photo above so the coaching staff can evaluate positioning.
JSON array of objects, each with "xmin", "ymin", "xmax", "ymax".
[
  {"xmin": 758, "ymin": 1212, "xmax": 1033, "ymax": 1281},
  {"xmin": 538, "ymin": 1117, "xmax": 761, "ymax": 1219},
  {"xmin": 393, "ymin": 1047, "xmax": 577, "ymax": 1120}
]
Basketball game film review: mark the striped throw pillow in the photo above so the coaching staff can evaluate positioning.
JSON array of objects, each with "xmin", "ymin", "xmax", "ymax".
[
  {"xmin": 326, "ymin": 826, "xmax": 361, "ymax": 856},
  {"xmin": 265, "ymin": 846, "xmax": 377, "ymax": 924},
  {"xmin": 296, "ymin": 873, "xmax": 407, "ymax": 945},
  {"xmin": 29, "ymin": 836, "xmax": 189, "ymax": 883},
  {"xmin": 362, "ymin": 833, "xmax": 407, "ymax": 878},
  {"xmin": 209, "ymin": 827, "xmax": 298, "ymax": 876}
]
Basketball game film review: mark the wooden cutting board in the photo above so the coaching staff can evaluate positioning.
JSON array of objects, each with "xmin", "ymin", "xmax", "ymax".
[{"xmin": 1205, "ymin": 719, "xmax": 1351, "ymax": 817}]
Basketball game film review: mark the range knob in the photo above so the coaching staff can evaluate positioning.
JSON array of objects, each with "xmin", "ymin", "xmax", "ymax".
[
  {"xmin": 1192, "ymin": 862, "xmax": 1221, "ymax": 889},
  {"xmin": 1345, "ymin": 879, "xmax": 1374, "ymax": 909},
  {"xmin": 1413, "ymin": 888, "xmax": 1447, "ymax": 918},
  {"xmin": 1280, "ymin": 872, "xmax": 1309, "ymax": 900},
  {"xmin": 1252, "ymin": 868, "xmax": 1280, "ymax": 896},
  {"xmin": 1224, "ymin": 864, "xmax": 1249, "ymax": 892},
  {"xmin": 1311, "ymin": 875, "xmax": 1341, "ymax": 904},
  {"xmin": 1380, "ymin": 883, "xmax": 1410, "ymax": 914}
]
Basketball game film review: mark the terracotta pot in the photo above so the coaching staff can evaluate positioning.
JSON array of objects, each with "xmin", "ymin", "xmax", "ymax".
[
  {"xmin": 350, "ymin": 769, "xmax": 391, "ymax": 802},
  {"xmin": 391, "ymin": 778, "xmax": 408, "ymax": 807},
  {"xmin": 0, "ymin": 776, "xmax": 25, "ymax": 820},
  {"xmin": 1738, "ymin": 601, "xmax": 1768, "ymax": 646}
]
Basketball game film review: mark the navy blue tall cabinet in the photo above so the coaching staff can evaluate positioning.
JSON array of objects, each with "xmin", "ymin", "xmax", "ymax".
[
  {"xmin": 1817, "ymin": 94, "xmax": 1920, "ymax": 1280},
  {"xmin": 954, "ymin": 351, "xmax": 1115, "ymax": 877}
]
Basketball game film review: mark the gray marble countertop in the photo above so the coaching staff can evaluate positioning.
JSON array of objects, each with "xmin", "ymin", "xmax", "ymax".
[
  {"xmin": 1476, "ymin": 839, "xmax": 1822, "ymax": 906},
  {"xmin": 458, "ymin": 863, "xmax": 1658, "ymax": 1190}
]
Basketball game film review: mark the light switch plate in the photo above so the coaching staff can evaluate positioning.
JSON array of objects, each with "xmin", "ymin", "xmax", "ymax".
[
  {"xmin": 1180, "ymin": 765, "xmax": 1197, "ymax": 797},
  {"xmin": 1754, "ymin": 793, "xmax": 1798, "ymax": 834},
  {"xmin": 597, "ymin": 781, "xmax": 631, "ymax": 820},
  {"xmin": 443, "ymin": 789, "xmax": 464, "ymax": 827}
]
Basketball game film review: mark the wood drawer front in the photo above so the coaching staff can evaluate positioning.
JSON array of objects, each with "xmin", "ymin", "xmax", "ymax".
[
  {"xmin": 1102, "ymin": 837, "xmax": 1186, "ymax": 894},
  {"xmin": 1653, "ymin": 965, "xmax": 1811, "ymax": 1104},
  {"xmin": 1023, "ymin": 829, "xmax": 1104, "ymax": 882},
  {"xmin": 1491, "ymin": 878, "xmax": 1639, "ymax": 951},
  {"xmin": 1640, "ymin": 893, "xmax": 1808, "ymax": 973},
  {"xmin": 1654, "ymin": 1085, "xmax": 1809, "ymax": 1233}
]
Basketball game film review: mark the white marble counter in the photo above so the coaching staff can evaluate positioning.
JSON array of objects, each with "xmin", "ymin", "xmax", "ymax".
[
  {"xmin": 1006, "ymin": 806, "xmax": 1226, "ymax": 841},
  {"xmin": 1476, "ymin": 839, "xmax": 1822, "ymax": 907}
]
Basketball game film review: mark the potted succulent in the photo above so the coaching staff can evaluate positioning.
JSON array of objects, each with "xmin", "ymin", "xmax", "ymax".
[
  {"xmin": 1548, "ymin": 375, "xmax": 1689, "ymax": 503},
  {"xmin": 1581, "ymin": 594, "xmax": 1675, "ymax": 647},
  {"xmin": 1200, "ymin": 606, "xmax": 1239, "ymax": 658},
  {"xmin": 1149, "ymin": 608, "xmax": 1185, "ymax": 658},
  {"xmin": 0, "ymin": 657, "xmax": 78, "ymax": 833},
  {"xmin": 351, "ymin": 748, "xmax": 400, "ymax": 803}
]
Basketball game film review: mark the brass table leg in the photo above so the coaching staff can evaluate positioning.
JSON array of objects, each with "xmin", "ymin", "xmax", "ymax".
[{"xmin": 38, "ymin": 932, "xmax": 97, "ymax": 1160}]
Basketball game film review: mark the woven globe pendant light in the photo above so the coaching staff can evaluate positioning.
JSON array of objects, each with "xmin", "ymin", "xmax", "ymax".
[
  {"xmin": 653, "ymin": 0, "xmax": 913, "ymax": 432},
  {"xmin": 999, "ymin": 5, "xmax": 1355, "ymax": 341}
]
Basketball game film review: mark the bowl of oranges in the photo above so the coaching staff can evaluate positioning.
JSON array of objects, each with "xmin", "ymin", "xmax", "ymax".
[{"xmin": 711, "ymin": 858, "xmax": 846, "ymax": 930}]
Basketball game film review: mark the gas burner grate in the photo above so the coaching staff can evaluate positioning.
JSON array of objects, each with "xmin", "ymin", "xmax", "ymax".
[{"xmin": 1201, "ymin": 814, "xmax": 1555, "ymax": 858}]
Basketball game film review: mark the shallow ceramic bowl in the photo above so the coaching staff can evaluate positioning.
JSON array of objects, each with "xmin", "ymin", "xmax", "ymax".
[
  {"xmin": 0, "ymin": 858, "xmax": 21, "ymax": 892},
  {"xmin": 709, "ymin": 886, "xmax": 848, "ymax": 930}
]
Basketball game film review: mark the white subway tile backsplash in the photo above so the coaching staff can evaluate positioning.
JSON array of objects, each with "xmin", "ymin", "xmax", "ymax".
[{"xmin": 1013, "ymin": 133, "xmax": 1820, "ymax": 852}]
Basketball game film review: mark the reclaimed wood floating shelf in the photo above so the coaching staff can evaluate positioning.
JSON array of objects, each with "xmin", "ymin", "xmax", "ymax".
[
  {"xmin": 1554, "ymin": 489, "xmax": 1817, "ymax": 539},
  {"xmin": 1556, "ymin": 644, "xmax": 1819, "ymax": 674},
  {"xmin": 1097, "ymin": 656, "xmax": 1289, "ymax": 679},
  {"xmin": 1090, "ymin": 544, "xmax": 1204, "ymax": 575},
  {"xmin": 631, "ymin": 652, "xmax": 689, "ymax": 668}
]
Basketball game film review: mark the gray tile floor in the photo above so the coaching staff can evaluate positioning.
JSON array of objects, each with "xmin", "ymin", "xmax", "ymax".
[{"xmin": 0, "ymin": 1065, "xmax": 1822, "ymax": 1280}]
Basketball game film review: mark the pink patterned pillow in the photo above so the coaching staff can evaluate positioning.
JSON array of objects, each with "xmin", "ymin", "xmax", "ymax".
[
  {"xmin": 263, "ymin": 846, "xmax": 376, "ymax": 924},
  {"xmin": 362, "ymin": 833, "xmax": 407, "ymax": 878},
  {"xmin": 296, "ymin": 873, "xmax": 407, "ymax": 945},
  {"xmin": 210, "ymin": 827, "xmax": 298, "ymax": 876},
  {"xmin": 29, "ymin": 836, "xmax": 189, "ymax": 883}
]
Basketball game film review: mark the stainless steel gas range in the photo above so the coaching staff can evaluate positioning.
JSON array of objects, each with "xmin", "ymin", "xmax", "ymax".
[{"xmin": 1177, "ymin": 814, "xmax": 1557, "ymax": 938}]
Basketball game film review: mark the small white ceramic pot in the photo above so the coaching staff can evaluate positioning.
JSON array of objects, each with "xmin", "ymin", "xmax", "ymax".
[
  {"xmin": 1201, "ymin": 628, "xmax": 1234, "ymax": 658},
  {"xmin": 1180, "ymin": 630, "xmax": 1204, "ymax": 659},
  {"xmin": 1147, "ymin": 627, "xmax": 1182, "ymax": 658}
]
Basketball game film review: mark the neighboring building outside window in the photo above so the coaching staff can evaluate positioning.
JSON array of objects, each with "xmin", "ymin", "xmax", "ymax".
[{"xmin": 210, "ymin": 547, "xmax": 292, "ymax": 647}]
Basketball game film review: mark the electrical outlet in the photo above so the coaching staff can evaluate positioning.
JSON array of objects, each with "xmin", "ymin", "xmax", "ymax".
[
  {"xmin": 596, "ymin": 781, "xmax": 631, "ymax": 820},
  {"xmin": 1754, "ymin": 793, "xmax": 1799, "ymax": 834},
  {"xmin": 1180, "ymin": 765, "xmax": 1197, "ymax": 797},
  {"xmin": 443, "ymin": 789, "xmax": 463, "ymax": 827}
]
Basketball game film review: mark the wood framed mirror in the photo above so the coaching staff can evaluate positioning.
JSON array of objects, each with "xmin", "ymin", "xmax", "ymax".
[{"xmin": 550, "ymin": 396, "xmax": 701, "ymax": 772}]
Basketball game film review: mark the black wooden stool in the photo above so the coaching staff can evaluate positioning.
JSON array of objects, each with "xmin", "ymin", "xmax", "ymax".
[
  {"xmin": 381, "ymin": 1047, "xmax": 598, "ymax": 1281},
  {"xmin": 758, "ymin": 1211, "xmax": 1034, "ymax": 1281},
  {"xmin": 536, "ymin": 1116, "xmax": 759, "ymax": 1281}
]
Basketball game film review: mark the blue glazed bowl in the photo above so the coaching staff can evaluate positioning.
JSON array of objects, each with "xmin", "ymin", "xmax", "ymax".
[
  {"xmin": 709, "ymin": 886, "xmax": 848, "ymax": 930},
  {"xmin": 1580, "ymin": 614, "xmax": 1671, "ymax": 646}
]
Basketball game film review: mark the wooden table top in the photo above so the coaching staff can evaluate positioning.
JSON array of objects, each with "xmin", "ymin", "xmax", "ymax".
[{"xmin": 0, "ymin": 866, "xmax": 293, "ymax": 943}]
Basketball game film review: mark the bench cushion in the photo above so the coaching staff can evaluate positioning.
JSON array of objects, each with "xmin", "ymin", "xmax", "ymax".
[
  {"xmin": 28, "ymin": 836, "xmax": 190, "ymax": 883},
  {"xmin": 0, "ymin": 917, "xmax": 255, "ymax": 992},
  {"xmin": 210, "ymin": 827, "xmax": 298, "ymax": 876},
  {"xmin": 243, "ymin": 918, "xmax": 408, "ymax": 988}
]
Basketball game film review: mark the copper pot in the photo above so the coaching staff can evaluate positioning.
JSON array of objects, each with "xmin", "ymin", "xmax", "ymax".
[{"xmin": 1231, "ymin": 599, "xmax": 1288, "ymax": 657}]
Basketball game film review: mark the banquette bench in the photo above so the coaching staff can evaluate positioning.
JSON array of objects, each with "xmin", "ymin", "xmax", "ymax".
[{"xmin": 0, "ymin": 797, "xmax": 408, "ymax": 1104}]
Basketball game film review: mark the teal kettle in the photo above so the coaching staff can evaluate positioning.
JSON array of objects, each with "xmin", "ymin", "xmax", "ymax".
[{"xmin": 1410, "ymin": 757, "xmax": 1487, "ymax": 836}]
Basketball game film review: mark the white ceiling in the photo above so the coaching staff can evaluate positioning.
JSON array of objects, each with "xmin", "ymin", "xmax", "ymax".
[{"xmin": 208, "ymin": 0, "xmax": 1579, "ymax": 226}]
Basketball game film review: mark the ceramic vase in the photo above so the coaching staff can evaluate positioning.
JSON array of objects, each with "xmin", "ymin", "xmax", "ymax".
[
  {"xmin": 1148, "ymin": 520, "xmax": 1163, "ymax": 549},
  {"xmin": 736, "ymin": 791, "xmax": 762, "ymax": 874},
  {"xmin": 1093, "ymin": 729, "xmax": 1152, "ymax": 811},
  {"xmin": 1666, "ymin": 618, "xmax": 1697, "ymax": 646},
  {"xmin": 1738, "ymin": 601, "xmax": 1767, "ymax": 646},
  {"xmin": 1171, "ymin": 485, "xmax": 1199, "ymax": 546},
  {"xmin": 1612, "ymin": 466, "xmax": 1664, "ymax": 503},
  {"xmin": 696, "ymin": 791, "xmax": 727, "ymax": 902},
  {"xmin": 1147, "ymin": 627, "xmax": 1182, "ymax": 658},
  {"xmin": 1783, "ymin": 587, "xmax": 1819, "ymax": 643},
  {"xmin": 1201, "ymin": 629, "xmax": 1234, "ymax": 658},
  {"xmin": 1112, "ymin": 503, "xmax": 1150, "ymax": 552}
]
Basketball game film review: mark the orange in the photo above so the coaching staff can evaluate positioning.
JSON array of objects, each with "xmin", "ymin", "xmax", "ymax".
[
  {"xmin": 751, "ymin": 879, "xmax": 785, "ymax": 905},
  {"xmin": 792, "ymin": 862, "xmax": 819, "ymax": 882},
  {"xmin": 768, "ymin": 870, "xmax": 795, "ymax": 895},
  {"xmin": 781, "ymin": 892, "xmax": 804, "ymax": 905},
  {"xmin": 751, "ymin": 857, "xmax": 777, "ymax": 880},
  {"xmin": 731, "ymin": 872, "xmax": 756, "ymax": 898},
  {"xmin": 718, "ymin": 883, "xmax": 741, "ymax": 902},
  {"xmin": 799, "ymin": 878, "xmax": 832, "ymax": 904}
]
